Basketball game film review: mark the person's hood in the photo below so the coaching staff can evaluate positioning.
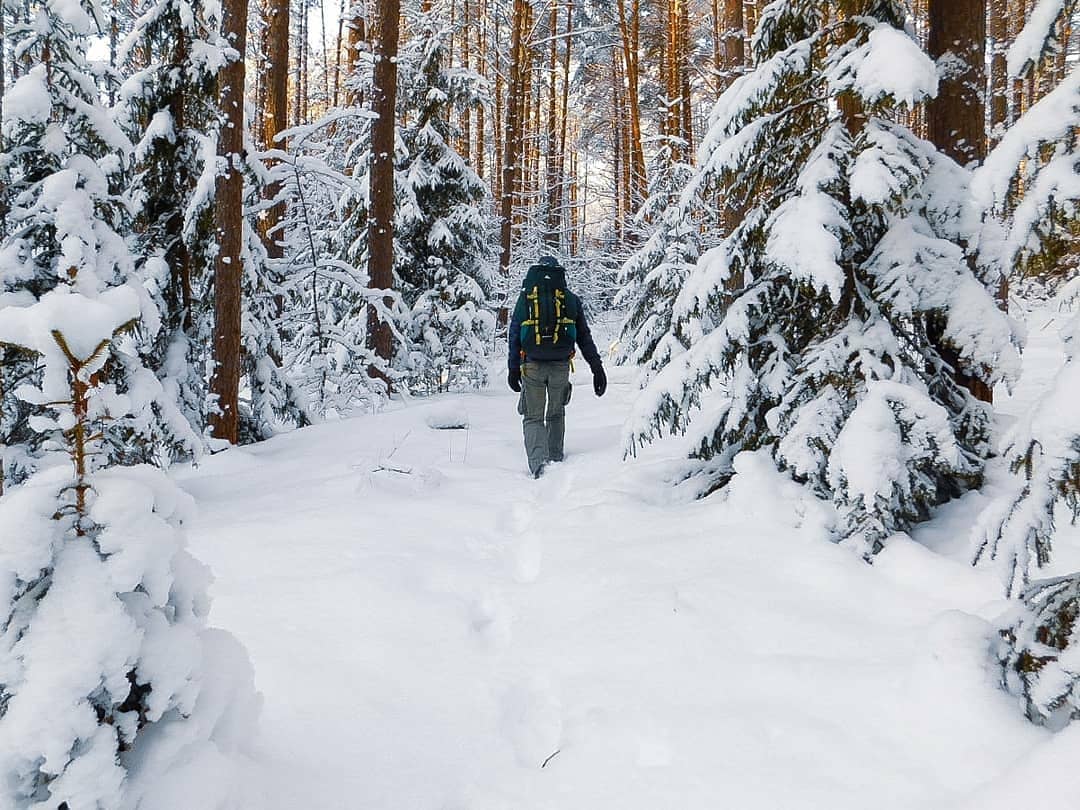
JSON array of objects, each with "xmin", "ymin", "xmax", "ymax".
[{"xmin": 522, "ymin": 262, "xmax": 566, "ymax": 289}]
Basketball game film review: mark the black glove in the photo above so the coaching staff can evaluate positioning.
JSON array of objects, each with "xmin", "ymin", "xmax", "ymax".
[
  {"xmin": 508, "ymin": 367, "xmax": 522, "ymax": 393},
  {"xmin": 592, "ymin": 364, "xmax": 607, "ymax": 397}
]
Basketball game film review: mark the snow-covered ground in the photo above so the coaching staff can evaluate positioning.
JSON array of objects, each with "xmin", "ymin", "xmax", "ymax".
[{"xmin": 178, "ymin": 313, "xmax": 1080, "ymax": 809}]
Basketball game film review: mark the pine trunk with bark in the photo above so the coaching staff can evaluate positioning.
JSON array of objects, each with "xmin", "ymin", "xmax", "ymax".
[
  {"xmin": 989, "ymin": 0, "xmax": 1008, "ymax": 144},
  {"xmin": 719, "ymin": 0, "xmax": 745, "ymax": 238},
  {"xmin": 615, "ymin": 0, "xmax": 646, "ymax": 215},
  {"xmin": 345, "ymin": 2, "xmax": 367, "ymax": 106},
  {"xmin": 261, "ymin": 0, "xmax": 290, "ymax": 272},
  {"xmin": 498, "ymin": 0, "xmax": 530, "ymax": 296},
  {"xmin": 209, "ymin": 0, "xmax": 250, "ymax": 444},
  {"xmin": 367, "ymin": 0, "xmax": 400, "ymax": 372},
  {"xmin": 927, "ymin": 0, "xmax": 987, "ymax": 167},
  {"xmin": 927, "ymin": 0, "xmax": 993, "ymax": 403}
]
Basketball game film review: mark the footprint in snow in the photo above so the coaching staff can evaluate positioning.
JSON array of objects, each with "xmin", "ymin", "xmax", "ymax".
[
  {"xmin": 495, "ymin": 501, "xmax": 535, "ymax": 537},
  {"xmin": 500, "ymin": 677, "xmax": 564, "ymax": 768},
  {"xmin": 469, "ymin": 590, "xmax": 514, "ymax": 648},
  {"xmin": 511, "ymin": 532, "xmax": 544, "ymax": 584}
]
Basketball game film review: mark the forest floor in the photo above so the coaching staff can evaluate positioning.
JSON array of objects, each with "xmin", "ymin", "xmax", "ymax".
[{"xmin": 179, "ymin": 310, "xmax": 1080, "ymax": 809}]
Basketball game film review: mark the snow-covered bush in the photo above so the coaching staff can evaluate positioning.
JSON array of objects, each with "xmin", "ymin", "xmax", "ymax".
[
  {"xmin": 272, "ymin": 108, "xmax": 397, "ymax": 417},
  {"xmin": 625, "ymin": 0, "xmax": 1018, "ymax": 555},
  {"xmin": 0, "ymin": 4, "xmax": 258, "ymax": 799},
  {"xmin": 998, "ymin": 573, "xmax": 1080, "ymax": 730},
  {"xmin": 972, "ymin": 308, "xmax": 1080, "ymax": 594}
]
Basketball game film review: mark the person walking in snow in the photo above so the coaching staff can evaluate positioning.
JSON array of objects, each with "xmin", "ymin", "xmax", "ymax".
[{"xmin": 508, "ymin": 255, "xmax": 607, "ymax": 478}]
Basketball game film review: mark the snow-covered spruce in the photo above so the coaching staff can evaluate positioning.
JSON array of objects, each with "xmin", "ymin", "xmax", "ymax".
[
  {"xmin": 116, "ymin": 0, "xmax": 231, "ymax": 460},
  {"xmin": 0, "ymin": 286, "xmax": 257, "ymax": 809},
  {"xmin": 998, "ymin": 573, "xmax": 1080, "ymax": 730},
  {"xmin": 969, "ymin": 8, "xmax": 1080, "ymax": 595},
  {"xmin": 616, "ymin": 136, "xmax": 706, "ymax": 382},
  {"xmin": 395, "ymin": 4, "xmax": 495, "ymax": 394},
  {"xmin": 0, "ymin": 0, "xmax": 199, "ymax": 478},
  {"xmin": 625, "ymin": 0, "xmax": 1018, "ymax": 556}
]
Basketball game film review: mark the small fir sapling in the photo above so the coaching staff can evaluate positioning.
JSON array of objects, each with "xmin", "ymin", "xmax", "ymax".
[
  {"xmin": 409, "ymin": 257, "xmax": 495, "ymax": 394},
  {"xmin": 236, "ymin": 131, "xmax": 312, "ymax": 441},
  {"xmin": 0, "ymin": 259, "xmax": 258, "ymax": 810}
]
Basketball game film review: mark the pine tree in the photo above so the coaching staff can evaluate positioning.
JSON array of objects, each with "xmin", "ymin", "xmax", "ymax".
[{"xmin": 625, "ymin": 0, "xmax": 1018, "ymax": 556}]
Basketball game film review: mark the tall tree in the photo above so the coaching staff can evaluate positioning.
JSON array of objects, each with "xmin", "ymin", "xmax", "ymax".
[
  {"xmin": 209, "ymin": 0, "xmax": 250, "ymax": 443},
  {"xmin": 989, "ymin": 0, "xmax": 1009, "ymax": 144},
  {"xmin": 366, "ymin": 0, "xmax": 400, "ymax": 370},
  {"xmin": 615, "ymin": 0, "xmax": 647, "ymax": 213},
  {"xmin": 498, "ymin": 0, "xmax": 531, "ymax": 290},
  {"xmin": 261, "ymin": 0, "xmax": 290, "ymax": 271}
]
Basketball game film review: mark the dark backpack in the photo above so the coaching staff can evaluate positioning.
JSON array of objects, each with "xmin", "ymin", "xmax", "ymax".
[{"xmin": 515, "ymin": 265, "xmax": 579, "ymax": 352}]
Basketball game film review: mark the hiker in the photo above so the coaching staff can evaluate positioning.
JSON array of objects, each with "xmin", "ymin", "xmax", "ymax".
[{"xmin": 507, "ymin": 255, "xmax": 607, "ymax": 478}]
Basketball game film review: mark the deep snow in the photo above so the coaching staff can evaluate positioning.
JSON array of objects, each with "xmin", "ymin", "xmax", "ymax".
[{"xmin": 177, "ymin": 312, "xmax": 1080, "ymax": 809}]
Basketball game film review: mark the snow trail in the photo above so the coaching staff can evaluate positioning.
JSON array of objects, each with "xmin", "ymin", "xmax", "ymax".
[{"xmin": 178, "ymin": 348, "xmax": 1080, "ymax": 809}]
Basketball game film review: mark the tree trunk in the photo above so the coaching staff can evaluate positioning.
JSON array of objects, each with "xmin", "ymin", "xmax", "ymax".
[
  {"xmin": 611, "ymin": 50, "xmax": 624, "ymax": 240},
  {"xmin": 367, "ymin": 0, "xmax": 400, "ymax": 373},
  {"xmin": 461, "ymin": 0, "xmax": 472, "ymax": 164},
  {"xmin": 333, "ymin": 0, "xmax": 345, "ymax": 106},
  {"xmin": 615, "ymin": 0, "xmax": 647, "ymax": 214},
  {"xmin": 720, "ymin": 0, "xmax": 745, "ymax": 238},
  {"xmin": 261, "ymin": 0, "xmax": 290, "ymax": 273},
  {"xmin": 493, "ymin": 0, "xmax": 503, "ymax": 200},
  {"xmin": 722, "ymin": 0, "xmax": 744, "ymax": 89},
  {"xmin": 345, "ymin": 2, "xmax": 367, "ymax": 107},
  {"xmin": 209, "ymin": 0, "xmax": 250, "ymax": 444},
  {"xmin": 677, "ymin": 0, "xmax": 693, "ymax": 154},
  {"xmin": 543, "ymin": 0, "xmax": 560, "ymax": 246},
  {"xmin": 475, "ymin": 0, "xmax": 487, "ymax": 178},
  {"xmin": 498, "ymin": 0, "xmax": 530, "ymax": 296},
  {"xmin": 989, "ymin": 0, "xmax": 1008, "ymax": 145},
  {"xmin": 927, "ymin": 0, "xmax": 993, "ymax": 403},
  {"xmin": 551, "ymin": 0, "xmax": 572, "ymax": 244},
  {"xmin": 172, "ymin": 21, "xmax": 193, "ymax": 332},
  {"xmin": 1010, "ymin": 0, "xmax": 1024, "ymax": 121},
  {"xmin": 927, "ymin": 0, "xmax": 987, "ymax": 167}
]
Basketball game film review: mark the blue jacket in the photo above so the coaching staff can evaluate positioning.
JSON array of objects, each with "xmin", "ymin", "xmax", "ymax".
[{"xmin": 508, "ymin": 263, "xmax": 602, "ymax": 372}]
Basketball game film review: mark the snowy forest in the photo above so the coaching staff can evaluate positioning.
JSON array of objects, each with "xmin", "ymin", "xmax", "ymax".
[{"xmin": 4, "ymin": 0, "xmax": 1080, "ymax": 805}]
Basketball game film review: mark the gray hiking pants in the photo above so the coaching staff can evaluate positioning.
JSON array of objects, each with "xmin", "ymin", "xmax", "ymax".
[{"xmin": 517, "ymin": 360, "xmax": 572, "ymax": 475}]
